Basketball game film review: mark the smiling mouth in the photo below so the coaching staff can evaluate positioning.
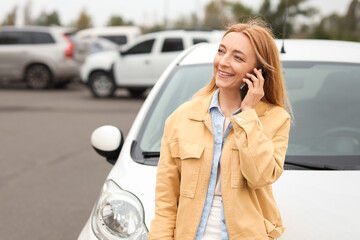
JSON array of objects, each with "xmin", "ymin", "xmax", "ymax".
[{"xmin": 219, "ymin": 70, "xmax": 234, "ymax": 77}]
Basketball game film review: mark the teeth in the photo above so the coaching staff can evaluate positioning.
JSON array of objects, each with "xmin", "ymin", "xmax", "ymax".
[{"xmin": 220, "ymin": 71, "xmax": 232, "ymax": 76}]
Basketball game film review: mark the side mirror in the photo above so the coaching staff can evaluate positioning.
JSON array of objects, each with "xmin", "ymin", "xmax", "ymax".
[{"xmin": 91, "ymin": 125, "xmax": 124, "ymax": 165}]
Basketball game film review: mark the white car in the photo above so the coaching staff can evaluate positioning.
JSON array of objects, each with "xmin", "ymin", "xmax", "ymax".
[
  {"xmin": 80, "ymin": 30, "xmax": 223, "ymax": 97},
  {"xmin": 76, "ymin": 26, "xmax": 141, "ymax": 46},
  {"xmin": 0, "ymin": 26, "xmax": 86, "ymax": 89},
  {"xmin": 78, "ymin": 40, "xmax": 360, "ymax": 240}
]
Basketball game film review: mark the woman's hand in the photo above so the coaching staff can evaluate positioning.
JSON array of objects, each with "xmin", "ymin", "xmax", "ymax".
[{"xmin": 241, "ymin": 68, "xmax": 265, "ymax": 111}]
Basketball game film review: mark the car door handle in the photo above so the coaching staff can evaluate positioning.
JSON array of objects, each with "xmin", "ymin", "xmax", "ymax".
[{"xmin": 144, "ymin": 60, "xmax": 150, "ymax": 65}]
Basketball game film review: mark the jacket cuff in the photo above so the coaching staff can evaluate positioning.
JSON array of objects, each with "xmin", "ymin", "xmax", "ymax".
[{"xmin": 231, "ymin": 109, "xmax": 259, "ymax": 128}]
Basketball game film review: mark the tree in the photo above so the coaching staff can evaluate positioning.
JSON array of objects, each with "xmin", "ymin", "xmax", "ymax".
[
  {"xmin": 2, "ymin": 5, "xmax": 17, "ymax": 26},
  {"xmin": 107, "ymin": 16, "xmax": 125, "ymax": 26},
  {"xmin": 258, "ymin": 0, "xmax": 318, "ymax": 38},
  {"xmin": 310, "ymin": 13, "xmax": 342, "ymax": 40},
  {"xmin": 310, "ymin": 0, "xmax": 360, "ymax": 42},
  {"xmin": 35, "ymin": 10, "xmax": 62, "ymax": 26},
  {"xmin": 341, "ymin": 0, "xmax": 360, "ymax": 40},
  {"xmin": 203, "ymin": 0, "xmax": 231, "ymax": 29},
  {"xmin": 231, "ymin": 1, "xmax": 255, "ymax": 23},
  {"xmin": 24, "ymin": 0, "xmax": 33, "ymax": 25},
  {"xmin": 107, "ymin": 15, "xmax": 134, "ymax": 27},
  {"xmin": 141, "ymin": 24, "xmax": 166, "ymax": 34},
  {"xmin": 76, "ymin": 8, "xmax": 92, "ymax": 30},
  {"xmin": 172, "ymin": 13, "xmax": 199, "ymax": 29}
]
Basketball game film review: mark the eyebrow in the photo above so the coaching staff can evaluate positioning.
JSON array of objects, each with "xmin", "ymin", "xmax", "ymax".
[{"xmin": 219, "ymin": 44, "xmax": 247, "ymax": 57}]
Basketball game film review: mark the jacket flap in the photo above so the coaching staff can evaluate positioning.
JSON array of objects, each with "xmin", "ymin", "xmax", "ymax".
[
  {"xmin": 264, "ymin": 218, "xmax": 285, "ymax": 238},
  {"xmin": 169, "ymin": 140, "xmax": 204, "ymax": 160}
]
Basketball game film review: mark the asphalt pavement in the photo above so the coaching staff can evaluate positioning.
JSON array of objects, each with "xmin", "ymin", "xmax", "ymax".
[{"xmin": 0, "ymin": 83, "xmax": 146, "ymax": 239}]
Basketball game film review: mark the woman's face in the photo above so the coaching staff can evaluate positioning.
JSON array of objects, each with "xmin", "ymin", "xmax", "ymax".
[{"xmin": 213, "ymin": 32, "xmax": 257, "ymax": 91}]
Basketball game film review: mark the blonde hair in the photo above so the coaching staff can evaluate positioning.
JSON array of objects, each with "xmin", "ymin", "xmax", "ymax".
[{"xmin": 194, "ymin": 19, "xmax": 293, "ymax": 116}]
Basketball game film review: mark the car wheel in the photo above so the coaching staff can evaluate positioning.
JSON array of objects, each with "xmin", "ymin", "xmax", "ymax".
[
  {"xmin": 26, "ymin": 64, "xmax": 52, "ymax": 89},
  {"xmin": 89, "ymin": 72, "xmax": 115, "ymax": 98},
  {"xmin": 127, "ymin": 87, "xmax": 147, "ymax": 97}
]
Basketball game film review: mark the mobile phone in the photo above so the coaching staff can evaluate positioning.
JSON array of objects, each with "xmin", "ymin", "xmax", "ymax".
[{"xmin": 240, "ymin": 66, "xmax": 265, "ymax": 101}]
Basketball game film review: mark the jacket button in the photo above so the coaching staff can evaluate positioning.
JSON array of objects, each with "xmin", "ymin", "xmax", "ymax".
[{"xmin": 237, "ymin": 117, "xmax": 242, "ymax": 123}]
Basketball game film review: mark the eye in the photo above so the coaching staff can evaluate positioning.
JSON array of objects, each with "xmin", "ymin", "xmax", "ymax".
[
  {"xmin": 217, "ymin": 48, "xmax": 224, "ymax": 54},
  {"xmin": 235, "ymin": 55, "xmax": 243, "ymax": 61}
]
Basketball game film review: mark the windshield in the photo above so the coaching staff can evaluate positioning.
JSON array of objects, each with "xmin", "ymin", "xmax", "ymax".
[{"xmin": 133, "ymin": 61, "xmax": 360, "ymax": 169}]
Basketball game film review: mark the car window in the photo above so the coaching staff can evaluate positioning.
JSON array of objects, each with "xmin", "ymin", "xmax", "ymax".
[
  {"xmin": 134, "ymin": 61, "xmax": 360, "ymax": 169},
  {"xmin": 100, "ymin": 35, "xmax": 127, "ymax": 45},
  {"xmin": 132, "ymin": 64, "xmax": 212, "ymax": 165},
  {"xmin": 193, "ymin": 38, "xmax": 208, "ymax": 45},
  {"xmin": 0, "ymin": 31, "xmax": 32, "ymax": 44},
  {"xmin": 161, "ymin": 38, "xmax": 184, "ymax": 52},
  {"xmin": 125, "ymin": 39, "xmax": 155, "ymax": 54},
  {"xmin": 284, "ymin": 62, "xmax": 360, "ymax": 156},
  {"xmin": 32, "ymin": 32, "xmax": 55, "ymax": 44}
]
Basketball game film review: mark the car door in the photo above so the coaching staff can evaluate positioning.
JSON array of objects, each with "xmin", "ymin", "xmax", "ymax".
[
  {"xmin": 0, "ymin": 31, "xmax": 32, "ymax": 80},
  {"xmin": 113, "ymin": 38, "xmax": 156, "ymax": 87},
  {"xmin": 151, "ymin": 37, "xmax": 185, "ymax": 80}
]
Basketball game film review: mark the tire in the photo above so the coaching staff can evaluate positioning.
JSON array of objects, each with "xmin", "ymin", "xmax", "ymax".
[
  {"xmin": 127, "ymin": 87, "xmax": 147, "ymax": 97},
  {"xmin": 89, "ymin": 71, "xmax": 115, "ymax": 98},
  {"xmin": 26, "ymin": 64, "xmax": 52, "ymax": 89}
]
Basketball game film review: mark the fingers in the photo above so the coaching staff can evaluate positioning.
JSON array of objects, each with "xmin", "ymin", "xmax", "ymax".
[
  {"xmin": 245, "ymin": 68, "xmax": 264, "ymax": 88},
  {"xmin": 255, "ymin": 68, "xmax": 265, "ymax": 89},
  {"xmin": 242, "ymin": 78, "xmax": 254, "ymax": 90}
]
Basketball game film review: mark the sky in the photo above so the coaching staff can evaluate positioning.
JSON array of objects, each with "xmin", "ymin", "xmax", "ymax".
[{"xmin": 0, "ymin": 0, "xmax": 354, "ymax": 27}]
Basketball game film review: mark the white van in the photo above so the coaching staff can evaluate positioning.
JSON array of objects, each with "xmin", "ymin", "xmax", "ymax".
[{"xmin": 76, "ymin": 26, "xmax": 141, "ymax": 46}]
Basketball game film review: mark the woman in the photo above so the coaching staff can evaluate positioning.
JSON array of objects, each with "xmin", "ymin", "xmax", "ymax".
[{"xmin": 149, "ymin": 19, "xmax": 292, "ymax": 240}]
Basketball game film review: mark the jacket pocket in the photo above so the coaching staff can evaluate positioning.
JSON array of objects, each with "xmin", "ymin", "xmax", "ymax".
[
  {"xmin": 230, "ymin": 146, "xmax": 246, "ymax": 188},
  {"xmin": 169, "ymin": 140, "xmax": 204, "ymax": 198}
]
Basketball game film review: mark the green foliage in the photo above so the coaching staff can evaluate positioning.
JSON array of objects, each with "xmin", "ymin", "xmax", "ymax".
[
  {"xmin": 311, "ymin": 0, "xmax": 360, "ymax": 41},
  {"xmin": 24, "ymin": 0, "xmax": 32, "ymax": 25},
  {"xmin": 203, "ymin": 1, "xmax": 223, "ymax": 29},
  {"xmin": 172, "ymin": 13, "xmax": 200, "ymax": 29},
  {"xmin": 1, "ymin": 0, "xmax": 358, "ymax": 42},
  {"xmin": 257, "ymin": 0, "xmax": 318, "ymax": 38},
  {"xmin": 76, "ymin": 8, "xmax": 92, "ymax": 30},
  {"xmin": 231, "ymin": 1, "xmax": 255, "ymax": 22},
  {"xmin": 106, "ymin": 15, "xmax": 134, "ymax": 26},
  {"xmin": 2, "ymin": 5, "xmax": 17, "ymax": 26},
  {"xmin": 141, "ymin": 24, "xmax": 166, "ymax": 34},
  {"xmin": 203, "ymin": 0, "xmax": 233, "ymax": 30},
  {"xmin": 35, "ymin": 10, "xmax": 62, "ymax": 26}
]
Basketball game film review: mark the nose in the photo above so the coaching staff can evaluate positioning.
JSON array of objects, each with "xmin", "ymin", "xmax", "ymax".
[{"xmin": 219, "ymin": 53, "xmax": 231, "ymax": 67}]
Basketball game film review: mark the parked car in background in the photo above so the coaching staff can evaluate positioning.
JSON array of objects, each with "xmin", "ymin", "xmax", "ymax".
[
  {"xmin": 81, "ymin": 37, "xmax": 120, "ymax": 55},
  {"xmin": 76, "ymin": 26, "xmax": 141, "ymax": 46},
  {"xmin": 80, "ymin": 30, "xmax": 223, "ymax": 97},
  {"xmin": 0, "ymin": 26, "xmax": 86, "ymax": 89},
  {"xmin": 78, "ymin": 39, "xmax": 360, "ymax": 240}
]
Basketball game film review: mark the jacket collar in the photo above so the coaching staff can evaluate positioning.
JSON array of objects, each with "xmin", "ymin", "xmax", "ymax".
[{"xmin": 189, "ymin": 91, "xmax": 269, "ymax": 122}]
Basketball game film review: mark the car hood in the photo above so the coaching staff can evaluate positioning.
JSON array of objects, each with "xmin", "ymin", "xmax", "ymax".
[{"xmin": 85, "ymin": 50, "xmax": 119, "ymax": 69}]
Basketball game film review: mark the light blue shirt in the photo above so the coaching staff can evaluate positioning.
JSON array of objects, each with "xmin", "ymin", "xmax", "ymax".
[{"xmin": 195, "ymin": 89, "xmax": 242, "ymax": 240}]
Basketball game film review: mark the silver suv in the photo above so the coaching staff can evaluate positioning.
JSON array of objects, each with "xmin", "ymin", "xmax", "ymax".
[{"xmin": 0, "ymin": 26, "xmax": 85, "ymax": 89}]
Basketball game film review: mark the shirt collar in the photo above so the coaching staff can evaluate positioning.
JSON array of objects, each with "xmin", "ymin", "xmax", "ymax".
[
  {"xmin": 208, "ymin": 88, "xmax": 221, "ymax": 112},
  {"xmin": 188, "ymin": 90, "xmax": 269, "ymax": 122},
  {"xmin": 208, "ymin": 88, "xmax": 242, "ymax": 116}
]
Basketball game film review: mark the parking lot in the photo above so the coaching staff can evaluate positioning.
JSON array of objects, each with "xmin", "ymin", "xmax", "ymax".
[{"xmin": 0, "ymin": 83, "xmax": 146, "ymax": 239}]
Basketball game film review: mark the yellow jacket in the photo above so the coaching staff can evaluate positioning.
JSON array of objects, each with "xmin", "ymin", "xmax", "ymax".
[{"xmin": 149, "ymin": 92, "xmax": 291, "ymax": 240}]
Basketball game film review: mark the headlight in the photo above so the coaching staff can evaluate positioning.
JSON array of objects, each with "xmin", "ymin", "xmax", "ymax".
[{"xmin": 91, "ymin": 179, "xmax": 148, "ymax": 240}]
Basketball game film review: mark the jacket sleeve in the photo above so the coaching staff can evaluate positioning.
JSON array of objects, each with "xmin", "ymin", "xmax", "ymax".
[
  {"xmin": 149, "ymin": 122, "xmax": 179, "ymax": 240},
  {"xmin": 231, "ymin": 108, "xmax": 290, "ymax": 189}
]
